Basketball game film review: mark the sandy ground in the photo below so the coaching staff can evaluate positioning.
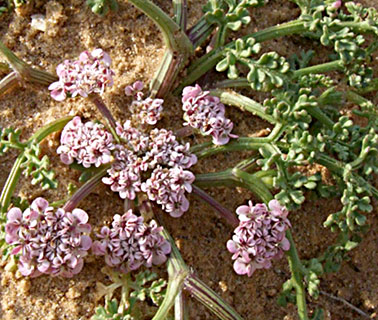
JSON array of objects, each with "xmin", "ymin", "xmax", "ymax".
[{"xmin": 0, "ymin": 0, "xmax": 377, "ymax": 319}]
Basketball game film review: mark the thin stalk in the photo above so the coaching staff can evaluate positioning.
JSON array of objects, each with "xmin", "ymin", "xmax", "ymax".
[
  {"xmin": 307, "ymin": 106, "xmax": 334, "ymax": 129},
  {"xmin": 286, "ymin": 231, "xmax": 309, "ymax": 320},
  {"xmin": 192, "ymin": 185, "xmax": 238, "ymax": 227},
  {"xmin": 0, "ymin": 117, "xmax": 73, "ymax": 216},
  {"xmin": 127, "ymin": 0, "xmax": 190, "ymax": 51},
  {"xmin": 184, "ymin": 273, "xmax": 244, "ymax": 320},
  {"xmin": 345, "ymin": 90, "xmax": 369, "ymax": 105},
  {"xmin": 151, "ymin": 203, "xmax": 188, "ymax": 320},
  {"xmin": 292, "ymin": 60, "xmax": 344, "ymax": 78},
  {"xmin": 212, "ymin": 78, "xmax": 250, "ymax": 89},
  {"xmin": 195, "ymin": 169, "xmax": 241, "ymax": 188},
  {"xmin": 187, "ymin": 16, "xmax": 215, "ymax": 48},
  {"xmin": 173, "ymin": 0, "xmax": 187, "ymax": 31},
  {"xmin": 63, "ymin": 165, "xmax": 110, "ymax": 212},
  {"xmin": 89, "ymin": 95, "xmax": 120, "ymax": 143},
  {"xmin": 210, "ymin": 89, "xmax": 276, "ymax": 124},
  {"xmin": 193, "ymin": 137, "xmax": 270, "ymax": 158}
]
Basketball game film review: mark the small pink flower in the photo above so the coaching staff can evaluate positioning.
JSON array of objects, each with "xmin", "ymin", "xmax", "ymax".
[
  {"xmin": 92, "ymin": 210, "xmax": 170, "ymax": 272},
  {"xmin": 182, "ymin": 85, "xmax": 237, "ymax": 145},
  {"xmin": 57, "ymin": 116, "xmax": 114, "ymax": 168},
  {"xmin": 49, "ymin": 49, "xmax": 114, "ymax": 101},
  {"xmin": 5, "ymin": 198, "xmax": 92, "ymax": 278},
  {"xmin": 227, "ymin": 200, "xmax": 291, "ymax": 277}
]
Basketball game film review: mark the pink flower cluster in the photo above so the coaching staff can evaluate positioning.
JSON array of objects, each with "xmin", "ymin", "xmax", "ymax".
[
  {"xmin": 49, "ymin": 49, "xmax": 114, "ymax": 101},
  {"xmin": 182, "ymin": 84, "xmax": 238, "ymax": 145},
  {"xmin": 5, "ymin": 198, "xmax": 92, "ymax": 278},
  {"xmin": 125, "ymin": 81, "xmax": 164, "ymax": 126},
  {"xmin": 57, "ymin": 116, "xmax": 114, "ymax": 168},
  {"xmin": 92, "ymin": 210, "xmax": 171, "ymax": 273},
  {"xmin": 104, "ymin": 124, "xmax": 197, "ymax": 217},
  {"xmin": 57, "ymin": 117, "xmax": 197, "ymax": 218},
  {"xmin": 142, "ymin": 166, "xmax": 195, "ymax": 218},
  {"xmin": 227, "ymin": 200, "xmax": 291, "ymax": 277}
]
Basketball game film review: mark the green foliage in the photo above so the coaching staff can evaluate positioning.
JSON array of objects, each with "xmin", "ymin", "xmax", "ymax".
[
  {"xmin": 0, "ymin": 127, "xmax": 24, "ymax": 155},
  {"xmin": 203, "ymin": 0, "xmax": 263, "ymax": 32},
  {"xmin": 299, "ymin": 0, "xmax": 378, "ymax": 88},
  {"xmin": 217, "ymin": 42, "xmax": 290, "ymax": 91},
  {"xmin": 93, "ymin": 299, "xmax": 134, "ymax": 320},
  {"xmin": 87, "ymin": 0, "xmax": 118, "ymax": 16},
  {"xmin": 21, "ymin": 142, "xmax": 58, "ymax": 190},
  {"xmin": 93, "ymin": 269, "xmax": 167, "ymax": 320},
  {"xmin": 130, "ymin": 270, "xmax": 167, "ymax": 307}
]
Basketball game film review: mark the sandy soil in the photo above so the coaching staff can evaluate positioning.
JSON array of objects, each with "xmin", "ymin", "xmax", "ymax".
[{"xmin": 0, "ymin": 0, "xmax": 377, "ymax": 319}]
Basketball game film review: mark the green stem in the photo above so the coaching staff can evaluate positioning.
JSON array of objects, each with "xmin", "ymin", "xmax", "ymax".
[
  {"xmin": 210, "ymin": 89, "xmax": 276, "ymax": 124},
  {"xmin": 193, "ymin": 131, "xmax": 283, "ymax": 158},
  {"xmin": 187, "ymin": 16, "xmax": 215, "ymax": 48},
  {"xmin": 307, "ymin": 106, "xmax": 334, "ymax": 129},
  {"xmin": 232, "ymin": 168, "xmax": 273, "ymax": 204},
  {"xmin": 127, "ymin": 0, "xmax": 190, "ymax": 51},
  {"xmin": 0, "ymin": 41, "xmax": 57, "ymax": 86},
  {"xmin": 127, "ymin": 0, "xmax": 193, "ymax": 98},
  {"xmin": 285, "ymin": 231, "xmax": 309, "ymax": 320},
  {"xmin": 184, "ymin": 274, "xmax": 244, "ymax": 320},
  {"xmin": 0, "ymin": 116, "xmax": 73, "ymax": 216},
  {"xmin": 315, "ymin": 154, "xmax": 378, "ymax": 198},
  {"xmin": 173, "ymin": 0, "xmax": 187, "ymax": 31},
  {"xmin": 292, "ymin": 60, "xmax": 344, "ymax": 78}
]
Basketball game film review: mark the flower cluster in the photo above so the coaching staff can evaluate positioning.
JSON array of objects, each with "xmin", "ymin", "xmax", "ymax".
[
  {"xmin": 104, "ymin": 124, "xmax": 197, "ymax": 217},
  {"xmin": 125, "ymin": 81, "xmax": 164, "ymax": 126},
  {"xmin": 57, "ymin": 116, "xmax": 114, "ymax": 168},
  {"xmin": 5, "ymin": 198, "xmax": 92, "ymax": 278},
  {"xmin": 142, "ymin": 166, "xmax": 195, "ymax": 218},
  {"xmin": 92, "ymin": 210, "xmax": 171, "ymax": 272},
  {"xmin": 49, "ymin": 48, "xmax": 114, "ymax": 101},
  {"xmin": 58, "ymin": 116, "xmax": 197, "ymax": 217},
  {"xmin": 182, "ymin": 84, "xmax": 238, "ymax": 145},
  {"xmin": 227, "ymin": 200, "xmax": 291, "ymax": 277}
]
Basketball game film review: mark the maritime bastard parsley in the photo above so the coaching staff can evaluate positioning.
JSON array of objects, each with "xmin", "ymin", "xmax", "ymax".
[{"xmin": 0, "ymin": 0, "xmax": 377, "ymax": 319}]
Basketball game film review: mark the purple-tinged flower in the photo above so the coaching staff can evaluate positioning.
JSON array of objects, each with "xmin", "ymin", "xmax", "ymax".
[
  {"xmin": 102, "ymin": 145, "xmax": 142, "ymax": 200},
  {"xmin": 125, "ymin": 81, "xmax": 164, "ymax": 126},
  {"xmin": 116, "ymin": 121, "xmax": 150, "ymax": 153},
  {"xmin": 5, "ymin": 198, "xmax": 92, "ymax": 278},
  {"xmin": 141, "ymin": 166, "xmax": 195, "ymax": 218},
  {"xmin": 131, "ymin": 97, "xmax": 164, "ymax": 126},
  {"xmin": 125, "ymin": 80, "xmax": 144, "ymax": 98},
  {"xmin": 227, "ymin": 200, "xmax": 291, "ymax": 277},
  {"xmin": 49, "ymin": 48, "xmax": 114, "ymax": 101},
  {"xmin": 182, "ymin": 84, "xmax": 238, "ymax": 145},
  {"xmin": 332, "ymin": 0, "xmax": 342, "ymax": 9},
  {"xmin": 92, "ymin": 210, "xmax": 171, "ymax": 272},
  {"xmin": 57, "ymin": 116, "xmax": 114, "ymax": 168},
  {"xmin": 147, "ymin": 128, "xmax": 197, "ymax": 169}
]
